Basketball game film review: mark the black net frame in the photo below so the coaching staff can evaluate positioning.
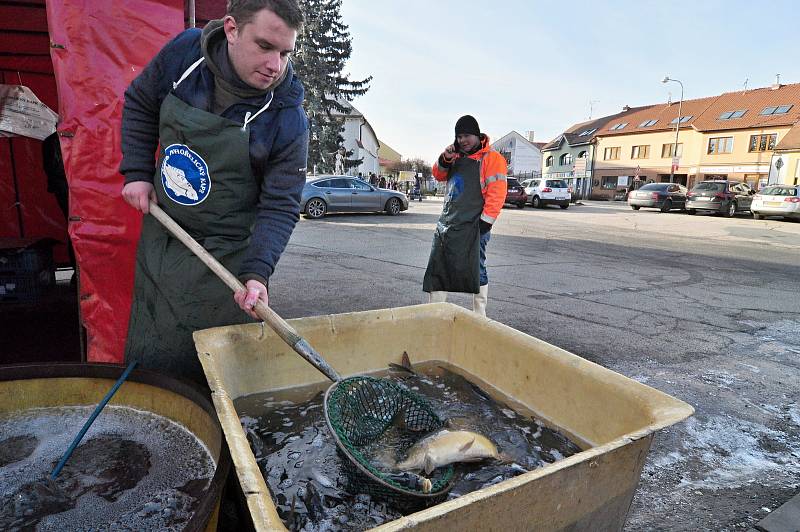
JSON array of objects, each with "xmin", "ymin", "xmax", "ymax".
[{"xmin": 324, "ymin": 376, "xmax": 454, "ymax": 504}]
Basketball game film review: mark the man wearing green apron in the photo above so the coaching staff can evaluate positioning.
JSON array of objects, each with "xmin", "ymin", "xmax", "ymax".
[
  {"xmin": 120, "ymin": 0, "xmax": 308, "ymax": 385},
  {"xmin": 423, "ymin": 115, "xmax": 508, "ymax": 317}
]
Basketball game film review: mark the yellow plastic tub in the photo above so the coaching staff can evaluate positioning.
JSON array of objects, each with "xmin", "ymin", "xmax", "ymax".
[{"xmin": 194, "ymin": 303, "xmax": 693, "ymax": 531}]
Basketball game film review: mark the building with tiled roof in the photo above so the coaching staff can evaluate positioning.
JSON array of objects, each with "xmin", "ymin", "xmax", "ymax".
[
  {"xmin": 545, "ymin": 80, "xmax": 800, "ymax": 200},
  {"xmin": 491, "ymin": 131, "xmax": 543, "ymax": 178},
  {"xmin": 770, "ymin": 121, "xmax": 800, "ymax": 185},
  {"xmin": 378, "ymin": 140, "xmax": 402, "ymax": 176},
  {"xmin": 330, "ymin": 99, "xmax": 380, "ymax": 176},
  {"xmin": 541, "ymin": 109, "xmax": 640, "ymax": 199}
]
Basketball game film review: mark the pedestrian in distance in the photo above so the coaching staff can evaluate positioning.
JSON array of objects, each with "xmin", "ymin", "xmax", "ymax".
[
  {"xmin": 334, "ymin": 146, "xmax": 345, "ymax": 175},
  {"xmin": 423, "ymin": 115, "xmax": 507, "ymax": 317},
  {"xmin": 119, "ymin": 0, "xmax": 308, "ymax": 385},
  {"xmin": 379, "ymin": 175, "xmax": 387, "ymax": 188}
]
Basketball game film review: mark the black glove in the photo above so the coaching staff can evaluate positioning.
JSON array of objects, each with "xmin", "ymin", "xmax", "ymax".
[{"xmin": 479, "ymin": 220, "xmax": 492, "ymax": 235}]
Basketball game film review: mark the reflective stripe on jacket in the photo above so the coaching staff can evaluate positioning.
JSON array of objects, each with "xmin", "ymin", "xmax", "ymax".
[{"xmin": 432, "ymin": 135, "xmax": 508, "ymax": 224}]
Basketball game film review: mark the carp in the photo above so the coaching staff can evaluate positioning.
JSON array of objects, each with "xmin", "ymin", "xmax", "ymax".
[
  {"xmin": 162, "ymin": 162, "xmax": 199, "ymax": 201},
  {"xmin": 396, "ymin": 429, "xmax": 500, "ymax": 475}
]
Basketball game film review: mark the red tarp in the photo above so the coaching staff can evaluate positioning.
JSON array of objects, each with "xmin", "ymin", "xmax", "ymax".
[
  {"xmin": 1, "ymin": 0, "xmax": 226, "ymax": 363},
  {"xmin": 0, "ymin": 0, "xmax": 67, "ymax": 263},
  {"xmin": 47, "ymin": 0, "xmax": 184, "ymax": 362}
]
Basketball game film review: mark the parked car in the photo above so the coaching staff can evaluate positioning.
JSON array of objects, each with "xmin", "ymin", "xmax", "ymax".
[
  {"xmin": 628, "ymin": 183, "xmax": 688, "ymax": 212},
  {"xmin": 505, "ymin": 177, "xmax": 527, "ymax": 208},
  {"xmin": 750, "ymin": 184, "xmax": 800, "ymax": 221},
  {"xmin": 685, "ymin": 180, "xmax": 754, "ymax": 217},
  {"xmin": 301, "ymin": 176, "xmax": 409, "ymax": 219},
  {"xmin": 522, "ymin": 178, "xmax": 571, "ymax": 209}
]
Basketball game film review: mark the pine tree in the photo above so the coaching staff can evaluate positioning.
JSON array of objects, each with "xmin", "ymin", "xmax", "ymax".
[{"xmin": 294, "ymin": 0, "xmax": 371, "ymax": 173}]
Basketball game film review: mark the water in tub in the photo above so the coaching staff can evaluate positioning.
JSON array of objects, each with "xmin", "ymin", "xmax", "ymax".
[
  {"xmin": 0, "ymin": 405, "xmax": 216, "ymax": 531},
  {"xmin": 236, "ymin": 361, "xmax": 582, "ymax": 531}
]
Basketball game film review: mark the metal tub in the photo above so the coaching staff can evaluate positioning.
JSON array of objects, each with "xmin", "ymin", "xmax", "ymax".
[
  {"xmin": 194, "ymin": 303, "xmax": 693, "ymax": 531},
  {"xmin": 0, "ymin": 363, "xmax": 230, "ymax": 531}
]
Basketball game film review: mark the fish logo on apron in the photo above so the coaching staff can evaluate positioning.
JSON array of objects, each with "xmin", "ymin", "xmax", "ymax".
[
  {"xmin": 447, "ymin": 174, "xmax": 464, "ymax": 200},
  {"xmin": 160, "ymin": 143, "xmax": 212, "ymax": 205}
]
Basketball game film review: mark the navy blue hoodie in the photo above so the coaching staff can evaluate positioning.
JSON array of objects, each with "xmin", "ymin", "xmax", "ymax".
[{"xmin": 120, "ymin": 27, "xmax": 308, "ymax": 286}]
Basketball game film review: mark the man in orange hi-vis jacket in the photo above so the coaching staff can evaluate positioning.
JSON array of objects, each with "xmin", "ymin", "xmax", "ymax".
[{"xmin": 422, "ymin": 115, "xmax": 508, "ymax": 316}]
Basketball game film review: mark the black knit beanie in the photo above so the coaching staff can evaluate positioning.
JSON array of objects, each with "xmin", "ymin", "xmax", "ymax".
[{"xmin": 455, "ymin": 115, "xmax": 480, "ymax": 137}]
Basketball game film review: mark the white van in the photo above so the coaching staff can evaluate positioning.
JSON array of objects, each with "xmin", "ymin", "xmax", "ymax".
[{"xmin": 521, "ymin": 178, "xmax": 571, "ymax": 209}]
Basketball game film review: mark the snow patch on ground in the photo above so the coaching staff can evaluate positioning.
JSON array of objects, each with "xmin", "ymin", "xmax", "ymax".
[
  {"xmin": 646, "ymin": 414, "xmax": 800, "ymax": 491},
  {"xmin": 789, "ymin": 404, "xmax": 800, "ymax": 427}
]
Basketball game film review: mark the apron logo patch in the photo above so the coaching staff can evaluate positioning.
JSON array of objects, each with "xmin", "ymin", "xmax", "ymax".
[
  {"xmin": 448, "ymin": 175, "xmax": 464, "ymax": 200},
  {"xmin": 160, "ymin": 144, "xmax": 211, "ymax": 205}
]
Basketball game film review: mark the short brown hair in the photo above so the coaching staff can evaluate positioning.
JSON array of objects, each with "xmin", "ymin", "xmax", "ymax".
[{"xmin": 227, "ymin": 0, "xmax": 304, "ymax": 30}]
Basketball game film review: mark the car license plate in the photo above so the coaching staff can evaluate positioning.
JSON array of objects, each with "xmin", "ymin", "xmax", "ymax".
[
  {"xmin": 696, "ymin": 197, "xmax": 710, "ymax": 201},
  {"xmin": 765, "ymin": 201, "xmax": 782, "ymax": 207},
  {"xmin": 556, "ymin": 196, "xmax": 567, "ymax": 200}
]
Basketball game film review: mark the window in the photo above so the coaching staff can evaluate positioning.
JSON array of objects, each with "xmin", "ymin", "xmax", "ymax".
[
  {"xmin": 545, "ymin": 155, "xmax": 553, "ymax": 167},
  {"xmin": 350, "ymin": 179, "xmax": 372, "ymax": 190},
  {"xmin": 560, "ymin": 153, "xmax": 573, "ymax": 165},
  {"xmin": 661, "ymin": 143, "xmax": 683, "ymax": 158},
  {"xmin": 639, "ymin": 183, "xmax": 668, "ymax": 191},
  {"xmin": 749, "ymin": 134, "xmax": 777, "ymax": 152},
  {"xmin": 669, "ymin": 115, "xmax": 693, "ymax": 124},
  {"xmin": 312, "ymin": 179, "xmax": 332, "ymax": 188},
  {"xmin": 609, "ymin": 122, "xmax": 628, "ymax": 131},
  {"xmin": 604, "ymin": 147, "xmax": 620, "ymax": 160},
  {"xmin": 578, "ymin": 128, "xmax": 597, "ymax": 136},
  {"xmin": 601, "ymin": 176, "xmax": 617, "ymax": 189},
  {"xmin": 694, "ymin": 181, "xmax": 726, "ymax": 192},
  {"xmin": 639, "ymin": 119, "xmax": 658, "ymax": 127},
  {"xmin": 718, "ymin": 110, "xmax": 747, "ymax": 120},
  {"xmin": 578, "ymin": 151, "xmax": 587, "ymax": 158},
  {"xmin": 329, "ymin": 178, "xmax": 352, "ymax": 188},
  {"xmin": 760, "ymin": 105, "xmax": 793, "ymax": 115},
  {"xmin": 631, "ymin": 145, "xmax": 650, "ymax": 159},
  {"xmin": 761, "ymin": 186, "xmax": 797, "ymax": 196},
  {"xmin": 707, "ymin": 137, "xmax": 734, "ymax": 154}
]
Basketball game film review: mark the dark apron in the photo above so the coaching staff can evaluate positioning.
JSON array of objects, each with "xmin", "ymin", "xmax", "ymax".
[
  {"xmin": 125, "ymin": 58, "xmax": 270, "ymax": 385},
  {"xmin": 423, "ymin": 155, "xmax": 484, "ymax": 294}
]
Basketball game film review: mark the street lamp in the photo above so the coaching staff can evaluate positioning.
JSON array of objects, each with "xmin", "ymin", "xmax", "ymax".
[{"xmin": 662, "ymin": 76, "xmax": 684, "ymax": 184}]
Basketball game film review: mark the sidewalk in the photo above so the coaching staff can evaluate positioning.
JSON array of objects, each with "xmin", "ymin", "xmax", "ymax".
[{"xmin": 749, "ymin": 491, "xmax": 800, "ymax": 532}]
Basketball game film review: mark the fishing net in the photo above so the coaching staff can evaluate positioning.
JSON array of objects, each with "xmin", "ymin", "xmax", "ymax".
[{"xmin": 324, "ymin": 376, "xmax": 454, "ymax": 505}]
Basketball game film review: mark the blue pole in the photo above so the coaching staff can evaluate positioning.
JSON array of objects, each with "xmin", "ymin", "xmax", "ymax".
[{"xmin": 50, "ymin": 361, "xmax": 138, "ymax": 480}]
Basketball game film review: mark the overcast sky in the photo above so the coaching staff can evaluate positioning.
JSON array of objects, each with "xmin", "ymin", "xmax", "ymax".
[{"xmin": 340, "ymin": 0, "xmax": 800, "ymax": 163}]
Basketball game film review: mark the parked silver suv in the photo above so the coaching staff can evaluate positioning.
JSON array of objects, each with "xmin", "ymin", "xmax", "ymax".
[
  {"xmin": 685, "ymin": 180, "xmax": 754, "ymax": 217},
  {"xmin": 522, "ymin": 178, "xmax": 571, "ymax": 209}
]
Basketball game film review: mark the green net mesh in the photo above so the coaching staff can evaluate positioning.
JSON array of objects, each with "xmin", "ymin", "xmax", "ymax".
[{"xmin": 324, "ymin": 376, "xmax": 454, "ymax": 504}]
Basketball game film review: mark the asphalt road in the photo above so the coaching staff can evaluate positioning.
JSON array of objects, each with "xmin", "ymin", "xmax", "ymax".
[{"xmin": 268, "ymin": 197, "xmax": 800, "ymax": 531}]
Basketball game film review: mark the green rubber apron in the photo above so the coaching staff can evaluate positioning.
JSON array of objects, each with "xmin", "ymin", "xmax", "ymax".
[
  {"xmin": 125, "ymin": 57, "xmax": 272, "ymax": 385},
  {"xmin": 422, "ymin": 154, "xmax": 484, "ymax": 294}
]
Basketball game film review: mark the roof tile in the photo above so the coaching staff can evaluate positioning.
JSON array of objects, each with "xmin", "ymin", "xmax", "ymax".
[{"xmin": 546, "ymin": 82, "xmax": 800, "ymax": 148}]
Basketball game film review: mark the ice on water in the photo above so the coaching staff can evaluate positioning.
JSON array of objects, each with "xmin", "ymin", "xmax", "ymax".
[
  {"xmin": 237, "ymin": 362, "xmax": 583, "ymax": 531},
  {"xmin": 0, "ymin": 405, "xmax": 216, "ymax": 531}
]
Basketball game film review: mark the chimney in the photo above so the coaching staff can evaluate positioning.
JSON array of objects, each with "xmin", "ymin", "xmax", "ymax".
[
  {"xmin": 772, "ymin": 73, "xmax": 782, "ymax": 90},
  {"xmin": 622, "ymin": 105, "xmax": 630, "ymax": 112},
  {"xmin": 526, "ymin": 130, "xmax": 535, "ymax": 142}
]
